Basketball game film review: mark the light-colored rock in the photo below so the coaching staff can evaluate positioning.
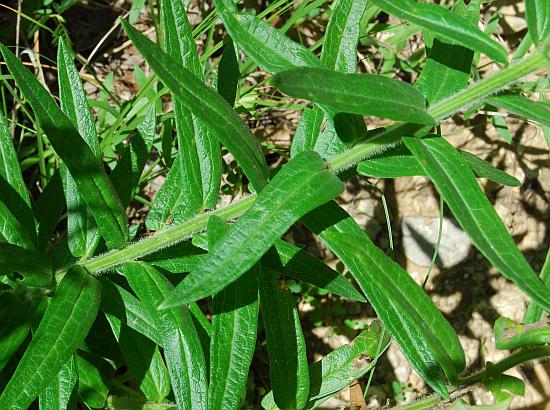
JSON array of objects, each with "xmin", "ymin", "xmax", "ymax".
[{"xmin": 401, "ymin": 217, "xmax": 472, "ymax": 268}]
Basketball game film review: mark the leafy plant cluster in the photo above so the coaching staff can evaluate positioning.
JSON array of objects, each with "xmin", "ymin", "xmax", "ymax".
[{"xmin": 0, "ymin": 0, "xmax": 549, "ymax": 408}]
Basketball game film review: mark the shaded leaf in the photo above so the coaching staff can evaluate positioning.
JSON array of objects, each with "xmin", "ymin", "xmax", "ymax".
[
  {"xmin": 217, "ymin": 37, "xmax": 240, "ymax": 107},
  {"xmin": 39, "ymin": 356, "xmax": 78, "ymax": 410},
  {"xmin": 0, "ymin": 243, "xmax": 52, "ymax": 287},
  {"xmin": 0, "ymin": 292, "xmax": 31, "ymax": 373}
]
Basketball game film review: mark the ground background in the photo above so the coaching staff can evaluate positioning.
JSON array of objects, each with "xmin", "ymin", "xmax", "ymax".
[{"xmin": 1, "ymin": 0, "xmax": 549, "ymax": 408}]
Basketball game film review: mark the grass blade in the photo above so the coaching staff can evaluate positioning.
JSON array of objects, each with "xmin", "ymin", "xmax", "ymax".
[
  {"xmin": 403, "ymin": 136, "xmax": 550, "ymax": 313},
  {"xmin": 0, "ymin": 45, "xmax": 128, "ymax": 250},
  {"xmin": 0, "ymin": 265, "xmax": 101, "ymax": 409},
  {"xmin": 122, "ymin": 19, "xmax": 267, "ymax": 192},
  {"xmin": 321, "ymin": 0, "xmax": 368, "ymax": 73},
  {"xmin": 0, "ymin": 292, "xmax": 31, "ymax": 373},
  {"xmin": 121, "ymin": 262, "xmax": 208, "ymax": 410},
  {"xmin": 260, "ymin": 266, "xmax": 309, "ymax": 410},
  {"xmin": 371, "ymin": 0, "xmax": 507, "ymax": 64},
  {"xmin": 302, "ymin": 201, "xmax": 466, "ymax": 397},
  {"xmin": 208, "ymin": 216, "xmax": 259, "ymax": 410},
  {"xmin": 261, "ymin": 322, "xmax": 390, "ymax": 410},
  {"xmin": 162, "ymin": 151, "xmax": 344, "ymax": 307},
  {"xmin": 415, "ymin": 0, "xmax": 479, "ymax": 104},
  {"xmin": 272, "ymin": 68, "xmax": 436, "ymax": 125},
  {"xmin": 213, "ymin": 0, "xmax": 320, "ymax": 74},
  {"xmin": 38, "ymin": 356, "xmax": 78, "ymax": 410}
]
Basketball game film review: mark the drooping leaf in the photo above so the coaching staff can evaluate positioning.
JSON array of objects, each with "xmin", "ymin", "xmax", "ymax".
[
  {"xmin": 262, "ymin": 322, "xmax": 391, "ymax": 410},
  {"xmin": 0, "ymin": 113, "xmax": 36, "ymax": 249},
  {"xmin": 0, "ymin": 45, "xmax": 128, "ymax": 250},
  {"xmin": 415, "ymin": 0, "xmax": 480, "ymax": 103},
  {"xmin": 525, "ymin": 0, "xmax": 550, "ymax": 46},
  {"xmin": 494, "ymin": 317, "xmax": 550, "ymax": 350},
  {"xmin": 273, "ymin": 68, "xmax": 436, "ymax": 125},
  {"xmin": 121, "ymin": 20, "xmax": 267, "ymax": 192},
  {"xmin": 260, "ymin": 267, "xmax": 309, "ymax": 410},
  {"xmin": 321, "ymin": 0, "xmax": 368, "ymax": 73},
  {"xmin": 0, "ymin": 243, "xmax": 52, "ymax": 287},
  {"xmin": 208, "ymin": 216, "xmax": 259, "ymax": 410},
  {"xmin": 371, "ymin": 0, "xmax": 507, "ymax": 64},
  {"xmin": 162, "ymin": 150, "xmax": 344, "ymax": 307},
  {"xmin": 0, "ymin": 265, "xmax": 101, "ymax": 409},
  {"xmin": 121, "ymin": 262, "xmax": 208, "ymax": 410},
  {"xmin": 0, "ymin": 292, "xmax": 31, "ymax": 373},
  {"xmin": 488, "ymin": 92, "xmax": 550, "ymax": 127},
  {"xmin": 403, "ymin": 136, "xmax": 550, "ymax": 313},
  {"xmin": 38, "ymin": 356, "xmax": 78, "ymax": 410},
  {"xmin": 302, "ymin": 201, "xmax": 465, "ymax": 397},
  {"xmin": 357, "ymin": 146, "xmax": 521, "ymax": 187},
  {"xmin": 213, "ymin": 0, "xmax": 320, "ymax": 74},
  {"xmin": 100, "ymin": 278, "xmax": 163, "ymax": 347}
]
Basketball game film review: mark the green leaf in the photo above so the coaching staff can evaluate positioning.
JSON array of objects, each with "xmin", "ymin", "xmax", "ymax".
[
  {"xmin": 0, "ymin": 112, "xmax": 36, "ymax": 249},
  {"xmin": 524, "ymin": 249, "xmax": 550, "ymax": 323},
  {"xmin": 0, "ymin": 243, "xmax": 52, "ymax": 287},
  {"xmin": 162, "ymin": 150, "xmax": 344, "ymax": 307},
  {"xmin": 213, "ymin": 0, "xmax": 320, "ymax": 74},
  {"xmin": 357, "ymin": 146, "xmax": 521, "ymax": 187},
  {"xmin": 208, "ymin": 216, "xmax": 259, "ymax": 410},
  {"xmin": 525, "ymin": 0, "xmax": 550, "ymax": 46},
  {"xmin": 121, "ymin": 262, "xmax": 208, "ymax": 410},
  {"xmin": 0, "ymin": 265, "xmax": 101, "ymax": 409},
  {"xmin": 217, "ymin": 37, "xmax": 240, "ymax": 107},
  {"xmin": 370, "ymin": 0, "xmax": 507, "ymax": 64},
  {"xmin": 75, "ymin": 351, "xmax": 113, "ymax": 408},
  {"xmin": 272, "ymin": 68, "xmax": 436, "ymax": 125},
  {"xmin": 110, "ymin": 107, "xmax": 156, "ymax": 208},
  {"xmin": 0, "ymin": 292, "xmax": 31, "ymax": 373},
  {"xmin": 321, "ymin": 0, "xmax": 368, "ymax": 73},
  {"xmin": 301, "ymin": 202, "xmax": 465, "ymax": 397},
  {"xmin": 494, "ymin": 317, "xmax": 550, "ymax": 350},
  {"xmin": 33, "ymin": 170, "xmax": 65, "ymax": 252},
  {"xmin": 121, "ymin": 20, "xmax": 267, "ymax": 192},
  {"xmin": 142, "ymin": 241, "xmax": 206, "ymax": 273},
  {"xmin": 290, "ymin": 107, "xmax": 324, "ymax": 158},
  {"xmin": 415, "ymin": 0, "xmax": 479, "ymax": 104},
  {"xmin": 403, "ymin": 136, "xmax": 550, "ymax": 313},
  {"xmin": 488, "ymin": 92, "xmax": 550, "ymax": 127},
  {"xmin": 39, "ymin": 356, "xmax": 78, "ymax": 410},
  {"xmin": 0, "ymin": 44, "xmax": 128, "ymax": 250},
  {"xmin": 107, "ymin": 317, "xmax": 170, "ymax": 402},
  {"xmin": 100, "ymin": 278, "xmax": 163, "ymax": 347},
  {"xmin": 261, "ymin": 322, "xmax": 390, "ymax": 410},
  {"xmin": 260, "ymin": 267, "xmax": 309, "ymax": 410}
]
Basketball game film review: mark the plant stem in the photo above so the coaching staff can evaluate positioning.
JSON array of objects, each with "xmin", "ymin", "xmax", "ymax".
[
  {"xmin": 82, "ymin": 195, "xmax": 256, "ymax": 274},
  {"xmin": 81, "ymin": 51, "xmax": 547, "ymax": 275}
]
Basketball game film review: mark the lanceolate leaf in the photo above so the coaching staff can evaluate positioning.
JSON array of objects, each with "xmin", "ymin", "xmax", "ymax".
[
  {"xmin": 33, "ymin": 170, "xmax": 65, "ymax": 252},
  {"xmin": 261, "ymin": 322, "xmax": 391, "ymax": 410},
  {"xmin": 0, "ymin": 200, "xmax": 38, "ymax": 251},
  {"xmin": 122, "ymin": 20, "xmax": 268, "ymax": 192},
  {"xmin": 0, "ymin": 45, "xmax": 128, "ymax": 250},
  {"xmin": 273, "ymin": 68, "xmax": 436, "ymax": 125},
  {"xmin": 260, "ymin": 267, "xmax": 309, "ymax": 410},
  {"xmin": 290, "ymin": 107, "xmax": 324, "ymax": 158},
  {"xmin": 162, "ymin": 150, "xmax": 344, "ymax": 307},
  {"xmin": 488, "ymin": 92, "xmax": 550, "ymax": 127},
  {"xmin": 0, "ymin": 243, "xmax": 52, "ymax": 287},
  {"xmin": 494, "ymin": 317, "xmax": 550, "ymax": 350},
  {"xmin": 358, "ymin": 146, "xmax": 521, "ymax": 187},
  {"xmin": 524, "ymin": 249, "xmax": 550, "ymax": 323},
  {"xmin": 0, "ymin": 266, "xmax": 101, "ymax": 409},
  {"xmin": 75, "ymin": 352, "xmax": 113, "ymax": 408},
  {"xmin": 301, "ymin": 201, "xmax": 465, "ymax": 397},
  {"xmin": 415, "ymin": 0, "xmax": 480, "ymax": 104},
  {"xmin": 0, "ymin": 292, "xmax": 31, "ymax": 373},
  {"xmin": 38, "ymin": 356, "xmax": 78, "ymax": 410},
  {"xmin": 0, "ymin": 113, "xmax": 36, "ymax": 249},
  {"xmin": 525, "ymin": 0, "xmax": 550, "ymax": 46},
  {"xmin": 217, "ymin": 37, "xmax": 240, "ymax": 107},
  {"xmin": 208, "ymin": 216, "xmax": 259, "ymax": 410},
  {"xmin": 321, "ymin": 0, "xmax": 368, "ymax": 73},
  {"xmin": 121, "ymin": 262, "xmax": 208, "ymax": 410},
  {"xmin": 403, "ymin": 136, "xmax": 550, "ymax": 313},
  {"xmin": 213, "ymin": 0, "xmax": 320, "ymax": 74},
  {"xmin": 371, "ymin": 0, "xmax": 507, "ymax": 64}
]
